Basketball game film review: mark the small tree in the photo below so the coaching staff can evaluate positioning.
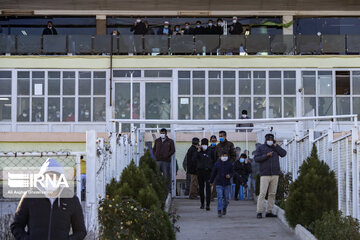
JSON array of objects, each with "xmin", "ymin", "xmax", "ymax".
[{"xmin": 285, "ymin": 144, "xmax": 337, "ymax": 229}]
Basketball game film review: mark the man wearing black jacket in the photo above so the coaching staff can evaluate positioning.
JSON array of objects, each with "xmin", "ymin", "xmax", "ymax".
[
  {"xmin": 11, "ymin": 158, "xmax": 86, "ymax": 240},
  {"xmin": 229, "ymin": 16, "xmax": 243, "ymax": 35},
  {"xmin": 233, "ymin": 153, "xmax": 252, "ymax": 200},
  {"xmin": 254, "ymin": 133, "xmax": 287, "ymax": 219},
  {"xmin": 193, "ymin": 138, "xmax": 215, "ymax": 210},
  {"xmin": 186, "ymin": 137, "xmax": 200, "ymax": 199},
  {"xmin": 130, "ymin": 17, "xmax": 147, "ymax": 35},
  {"xmin": 42, "ymin": 21, "xmax": 57, "ymax": 35}
]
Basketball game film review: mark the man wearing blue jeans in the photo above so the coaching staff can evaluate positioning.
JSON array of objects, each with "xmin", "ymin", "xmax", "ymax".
[
  {"xmin": 153, "ymin": 128, "xmax": 175, "ymax": 192},
  {"xmin": 210, "ymin": 152, "xmax": 233, "ymax": 217}
]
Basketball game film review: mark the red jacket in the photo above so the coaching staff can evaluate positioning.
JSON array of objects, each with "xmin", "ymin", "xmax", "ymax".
[{"xmin": 153, "ymin": 137, "xmax": 175, "ymax": 162}]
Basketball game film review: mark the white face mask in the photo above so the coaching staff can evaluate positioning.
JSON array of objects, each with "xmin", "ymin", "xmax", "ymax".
[
  {"xmin": 233, "ymin": 19, "xmax": 237, "ymax": 23},
  {"xmin": 136, "ymin": 19, "xmax": 141, "ymax": 23},
  {"xmin": 267, "ymin": 141, "xmax": 274, "ymax": 146},
  {"xmin": 242, "ymin": 114, "xmax": 247, "ymax": 118},
  {"xmin": 202, "ymin": 145, "xmax": 208, "ymax": 151},
  {"xmin": 220, "ymin": 156, "xmax": 228, "ymax": 162},
  {"xmin": 160, "ymin": 133, "xmax": 166, "ymax": 139}
]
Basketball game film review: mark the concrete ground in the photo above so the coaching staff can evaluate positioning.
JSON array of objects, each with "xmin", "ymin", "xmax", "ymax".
[{"xmin": 174, "ymin": 198, "xmax": 298, "ymax": 240}]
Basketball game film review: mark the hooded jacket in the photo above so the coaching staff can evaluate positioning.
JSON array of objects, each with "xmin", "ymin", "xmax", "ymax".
[
  {"xmin": 11, "ymin": 158, "xmax": 87, "ymax": 240},
  {"xmin": 185, "ymin": 145, "xmax": 198, "ymax": 174},
  {"xmin": 210, "ymin": 160, "xmax": 233, "ymax": 186},
  {"xmin": 254, "ymin": 142, "xmax": 287, "ymax": 176}
]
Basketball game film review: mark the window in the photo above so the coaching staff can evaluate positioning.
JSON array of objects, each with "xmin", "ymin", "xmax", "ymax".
[
  {"xmin": 223, "ymin": 71, "xmax": 235, "ymax": 95},
  {"xmin": 193, "ymin": 71, "xmax": 205, "ymax": 95},
  {"xmin": 254, "ymin": 97, "xmax": 266, "ymax": 119},
  {"xmin": 303, "ymin": 97, "xmax": 316, "ymax": 116},
  {"xmin": 318, "ymin": 71, "xmax": 332, "ymax": 95},
  {"xmin": 336, "ymin": 71, "xmax": 350, "ymax": 95},
  {"xmin": 318, "ymin": 97, "xmax": 333, "ymax": 116},
  {"xmin": 209, "ymin": 97, "xmax": 221, "ymax": 119},
  {"xmin": 0, "ymin": 71, "xmax": 11, "ymax": 122},
  {"xmin": 239, "ymin": 97, "xmax": 251, "ymax": 118},
  {"xmin": 178, "ymin": 71, "xmax": 190, "ymax": 95},
  {"xmin": 115, "ymin": 83, "xmax": 140, "ymax": 119},
  {"xmin": 269, "ymin": 71, "xmax": 281, "ymax": 95},
  {"xmin": 302, "ymin": 71, "xmax": 316, "ymax": 95},
  {"xmin": 353, "ymin": 71, "xmax": 360, "ymax": 95},
  {"xmin": 284, "ymin": 97, "xmax": 296, "ymax": 118},
  {"xmin": 223, "ymin": 97, "xmax": 235, "ymax": 119},
  {"xmin": 284, "ymin": 71, "xmax": 296, "ymax": 95},
  {"xmin": 209, "ymin": 71, "xmax": 221, "ymax": 95},
  {"xmin": 146, "ymin": 83, "xmax": 171, "ymax": 120},
  {"xmin": 113, "ymin": 70, "xmax": 141, "ymax": 78},
  {"xmin": 253, "ymin": 71, "xmax": 266, "ymax": 95},
  {"xmin": 193, "ymin": 97, "xmax": 205, "ymax": 120},
  {"xmin": 178, "ymin": 97, "xmax": 190, "ymax": 120},
  {"xmin": 269, "ymin": 97, "xmax": 281, "ymax": 118},
  {"xmin": 239, "ymin": 71, "xmax": 251, "ymax": 95},
  {"xmin": 144, "ymin": 70, "xmax": 172, "ymax": 78}
]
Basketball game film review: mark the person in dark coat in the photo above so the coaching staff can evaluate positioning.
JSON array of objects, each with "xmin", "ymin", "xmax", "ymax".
[
  {"xmin": 215, "ymin": 130, "xmax": 236, "ymax": 163},
  {"xmin": 153, "ymin": 128, "xmax": 175, "ymax": 192},
  {"xmin": 130, "ymin": 17, "xmax": 147, "ymax": 35},
  {"xmin": 42, "ymin": 21, "xmax": 57, "ymax": 35},
  {"xmin": 254, "ymin": 133, "xmax": 287, "ymax": 219},
  {"xmin": 193, "ymin": 138, "xmax": 214, "ymax": 210},
  {"xmin": 215, "ymin": 18, "xmax": 224, "ymax": 35},
  {"xmin": 210, "ymin": 151, "xmax": 233, "ymax": 217},
  {"xmin": 229, "ymin": 16, "xmax": 243, "ymax": 35},
  {"xmin": 173, "ymin": 25, "xmax": 182, "ymax": 35},
  {"xmin": 183, "ymin": 22, "xmax": 193, "ymax": 35},
  {"xmin": 236, "ymin": 110, "xmax": 254, "ymax": 132},
  {"xmin": 186, "ymin": 137, "xmax": 200, "ymax": 199},
  {"xmin": 193, "ymin": 21, "xmax": 205, "ymax": 35},
  {"xmin": 208, "ymin": 135, "xmax": 218, "ymax": 201},
  {"xmin": 233, "ymin": 153, "xmax": 252, "ymax": 200},
  {"xmin": 205, "ymin": 20, "xmax": 216, "ymax": 34},
  {"xmin": 11, "ymin": 158, "xmax": 86, "ymax": 240},
  {"xmin": 157, "ymin": 21, "xmax": 173, "ymax": 36}
]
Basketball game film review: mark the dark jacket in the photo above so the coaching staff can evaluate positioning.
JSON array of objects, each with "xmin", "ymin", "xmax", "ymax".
[
  {"xmin": 130, "ymin": 22, "xmax": 147, "ymax": 35},
  {"xmin": 183, "ymin": 28, "xmax": 193, "ymax": 35},
  {"xmin": 153, "ymin": 137, "xmax": 175, "ymax": 162},
  {"xmin": 193, "ymin": 26, "xmax": 205, "ymax": 35},
  {"xmin": 233, "ymin": 160, "xmax": 252, "ymax": 182},
  {"xmin": 157, "ymin": 27, "xmax": 173, "ymax": 35},
  {"xmin": 254, "ymin": 143, "xmax": 287, "ymax": 176},
  {"xmin": 229, "ymin": 22, "xmax": 243, "ymax": 35},
  {"xmin": 42, "ymin": 27, "xmax": 57, "ymax": 35},
  {"xmin": 208, "ymin": 145, "xmax": 217, "ymax": 165},
  {"xmin": 236, "ymin": 116, "xmax": 254, "ymax": 132},
  {"xmin": 214, "ymin": 25, "xmax": 223, "ymax": 35},
  {"xmin": 215, "ymin": 140, "xmax": 236, "ymax": 162},
  {"xmin": 210, "ymin": 160, "xmax": 234, "ymax": 186},
  {"xmin": 11, "ymin": 192, "xmax": 86, "ymax": 240},
  {"xmin": 205, "ymin": 26, "xmax": 217, "ymax": 34},
  {"xmin": 185, "ymin": 145, "xmax": 198, "ymax": 174},
  {"xmin": 193, "ymin": 148, "xmax": 215, "ymax": 171}
]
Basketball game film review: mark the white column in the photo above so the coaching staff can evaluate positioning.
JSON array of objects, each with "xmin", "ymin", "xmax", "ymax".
[{"xmin": 75, "ymin": 154, "xmax": 81, "ymax": 200}]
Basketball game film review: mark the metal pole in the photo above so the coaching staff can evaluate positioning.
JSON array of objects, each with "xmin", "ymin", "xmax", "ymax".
[
  {"xmin": 75, "ymin": 154, "xmax": 81, "ymax": 201},
  {"xmin": 130, "ymin": 72, "xmax": 134, "ymax": 121},
  {"xmin": 351, "ymin": 127, "xmax": 359, "ymax": 218}
]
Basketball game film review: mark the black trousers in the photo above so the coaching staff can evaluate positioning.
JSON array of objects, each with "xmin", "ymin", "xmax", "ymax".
[
  {"xmin": 234, "ymin": 174, "xmax": 248, "ymax": 199},
  {"xmin": 198, "ymin": 169, "xmax": 211, "ymax": 206}
]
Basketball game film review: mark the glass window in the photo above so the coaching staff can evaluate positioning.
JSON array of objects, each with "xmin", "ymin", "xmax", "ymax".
[
  {"xmin": 32, "ymin": 98, "xmax": 44, "ymax": 122},
  {"xmin": 63, "ymin": 71, "xmax": 75, "ymax": 95},
  {"xmin": 146, "ymin": 83, "xmax": 170, "ymax": 120},
  {"xmin": 223, "ymin": 71, "xmax": 235, "ymax": 95},
  {"xmin": 336, "ymin": 71, "xmax": 350, "ymax": 95},
  {"xmin": 239, "ymin": 71, "xmax": 251, "ymax": 95},
  {"xmin": 254, "ymin": 97, "xmax": 266, "ymax": 119},
  {"xmin": 63, "ymin": 97, "xmax": 75, "ymax": 122},
  {"xmin": 353, "ymin": 97, "xmax": 360, "ymax": 117},
  {"xmin": 144, "ymin": 70, "xmax": 172, "ymax": 78},
  {"xmin": 79, "ymin": 98, "xmax": 91, "ymax": 122},
  {"xmin": 0, "ymin": 97, "xmax": 11, "ymax": 122},
  {"xmin": 17, "ymin": 97, "xmax": 29, "ymax": 122},
  {"xmin": 94, "ymin": 97, "xmax": 106, "ymax": 122},
  {"xmin": 253, "ymin": 71, "xmax": 266, "ymax": 95},
  {"xmin": 113, "ymin": 70, "xmax": 141, "ymax": 78},
  {"xmin": 178, "ymin": 71, "xmax": 190, "ymax": 95},
  {"xmin": 318, "ymin": 71, "xmax": 332, "ymax": 95},
  {"xmin": 0, "ymin": 71, "xmax": 11, "ymax": 95},
  {"xmin": 48, "ymin": 77, "xmax": 60, "ymax": 96},
  {"xmin": 318, "ymin": 97, "xmax": 333, "ymax": 116},
  {"xmin": 32, "ymin": 79, "xmax": 45, "ymax": 96},
  {"xmin": 18, "ymin": 71, "xmax": 30, "ymax": 95},
  {"xmin": 303, "ymin": 97, "xmax": 316, "ymax": 116},
  {"xmin": 193, "ymin": 71, "xmax": 205, "ymax": 95},
  {"xmin": 269, "ymin": 97, "xmax": 282, "ymax": 118},
  {"xmin": 193, "ymin": 97, "xmax": 205, "ymax": 120},
  {"xmin": 178, "ymin": 97, "xmax": 190, "ymax": 120},
  {"xmin": 269, "ymin": 71, "xmax": 281, "ymax": 95},
  {"xmin": 115, "ymin": 83, "xmax": 140, "ymax": 119},
  {"xmin": 284, "ymin": 71, "xmax": 296, "ymax": 95},
  {"xmin": 239, "ymin": 97, "xmax": 251, "ymax": 118},
  {"xmin": 94, "ymin": 72, "xmax": 106, "ymax": 95},
  {"xmin": 209, "ymin": 71, "xmax": 221, "ymax": 95},
  {"xmin": 352, "ymin": 71, "xmax": 360, "ymax": 95},
  {"xmin": 79, "ymin": 79, "xmax": 91, "ymax": 95},
  {"xmin": 302, "ymin": 71, "xmax": 316, "ymax": 95},
  {"xmin": 48, "ymin": 98, "xmax": 60, "ymax": 122},
  {"xmin": 284, "ymin": 97, "xmax": 296, "ymax": 118},
  {"xmin": 209, "ymin": 97, "xmax": 221, "ymax": 119},
  {"xmin": 223, "ymin": 97, "xmax": 235, "ymax": 119},
  {"xmin": 336, "ymin": 97, "xmax": 350, "ymax": 116}
]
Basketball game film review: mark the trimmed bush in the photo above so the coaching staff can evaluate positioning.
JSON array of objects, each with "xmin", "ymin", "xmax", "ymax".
[
  {"xmin": 312, "ymin": 210, "xmax": 360, "ymax": 240},
  {"xmin": 276, "ymin": 172, "xmax": 292, "ymax": 209},
  {"xmin": 285, "ymin": 144, "xmax": 337, "ymax": 229}
]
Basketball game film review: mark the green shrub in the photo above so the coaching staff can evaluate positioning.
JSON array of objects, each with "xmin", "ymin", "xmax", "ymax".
[
  {"xmin": 312, "ymin": 210, "xmax": 360, "ymax": 240},
  {"xmin": 285, "ymin": 144, "xmax": 337, "ymax": 228},
  {"xmin": 276, "ymin": 172, "xmax": 292, "ymax": 209},
  {"xmin": 98, "ymin": 197, "xmax": 175, "ymax": 240}
]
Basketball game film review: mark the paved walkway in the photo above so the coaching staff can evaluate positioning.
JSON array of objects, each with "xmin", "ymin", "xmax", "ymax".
[{"xmin": 174, "ymin": 198, "xmax": 298, "ymax": 240}]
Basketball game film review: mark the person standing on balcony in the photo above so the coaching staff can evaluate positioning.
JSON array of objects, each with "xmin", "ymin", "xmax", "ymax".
[
  {"xmin": 229, "ymin": 16, "xmax": 243, "ymax": 35},
  {"xmin": 183, "ymin": 22, "xmax": 193, "ymax": 35},
  {"xmin": 193, "ymin": 21, "xmax": 205, "ymax": 35},
  {"xmin": 130, "ymin": 17, "xmax": 147, "ymax": 35},
  {"xmin": 254, "ymin": 133, "xmax": 287, "ymax": 219},
  {"xmin": 205, "ymin": 20, "xmax": 216, "ymax": 34},
  {"xmin": 157, "ymin": 21, "xmax": 173, "ymax": 36},
  {"xmin": 236, "ymin": 110, "xmax": 254, "ymax": 132},
  {"xmin": 42, "ymin": 21, "xmax": 57, "ymax": 35},
  {"xmin": 215, "ymin": 18, "xmax": 224, "ymax": 35},
  {"xmin": 153, "ymin": 128, "xmax": 175, "ymax": 192}
]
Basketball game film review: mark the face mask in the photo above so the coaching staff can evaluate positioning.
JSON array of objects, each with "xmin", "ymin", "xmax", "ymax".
[
  {"xmin": 220, "ymin": 156, "xmax": 228, "ymax": 162},
  {"xmin": 227, "ymin": 113, "xmax": 232, "ymax": 117},
  {"xmin": 228, "ymin": 103, "xmax": 232, "ymax": 107},
  {"xmin": 48, "ymin": 26, "xmax": 52, "ymax": 29},
  {"xmin": 38, "ymin": 114, "xmax": 42, "ymax": 118},
  {"xmin": 211, "ymin": 142, "xmax": 216, "ymax": 146},
  {"xmin": 219, "ymin": 137, "xmax": 224, "ymax": 142},
  {"xmin": 23, "ymin": 113, "xmax": 27, "ymax": 117},
  {"xmin": 68, "ymin": 113, "xmax": 72, "ymax": 117},
  {"xmin": 164, "ymin": 25, "xmax": 168, "ymax": 29},
  {"xmin": 240, "ymin": 158, "xmax": 245, "ymax": 163},
  {"xmin": 233, "ymin": 19, "xmax": 237, "ymax": 23},
  {"xmin": 202, "ymin": 145, "xmax": 208, "ymax": 151},
  {"xmin": 208, "ymin": 23, "xmax": 213, "ymax": 26},
  {"xmin": 113, "ymin": 33, "xmax": 117, "ymax": 36},
  {"xmin": 136, "ymin": 19, "xmax": 141, "ymax": 23},
  {"xmin": 185, "ymin": 26, "xmax": 190, "ymax": 29},
  {"xmin": 176, "ymin": 28, "xmax": 179, "ymax": 31},
  {"xmin": 242, "ymin": 114, "xmax": 247, "ymax": 118},
  {"xmin": 134, "ymin": 101, "xmax": 138, "ymax": 104},
  {"xmin": 37, "ymin": 106, "xmax": 42, "ymax": 110},
  {"xmin": 218, "ymin": 22, "xmax": 223, "ymax": 26},
  {"xmin": 121, "ymin": 113, "xmax": 126, "ymax": 118},
  {"xmin": 196, "ymin": 25, "xmax": 200, "ymax": 28},
  {"xmin": 267, "ymin": 141, "xmax": 274, "ymax": 146},
  {"xmin": 160, "ymin": 133, "xmax": 166, "ymax": 139},
  {"xmin": 85, "ymin": 111, "xmax": 89, "ymax": 117},
  {"xmin": 162, "ymin": 100, "xmax": 166, "ymax": 104},
  {"xmin": 56, "ymin": 113, "xmax": 60, "ymax": 118},
  {"xmin": 52, "ymin": 106, "xmax": 56, "ymax": 110}
]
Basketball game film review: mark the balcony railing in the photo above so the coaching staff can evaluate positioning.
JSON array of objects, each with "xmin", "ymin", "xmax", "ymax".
[{"xmin": 0, "ymin": 34, "xmax": 359, "ymax": 55}]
